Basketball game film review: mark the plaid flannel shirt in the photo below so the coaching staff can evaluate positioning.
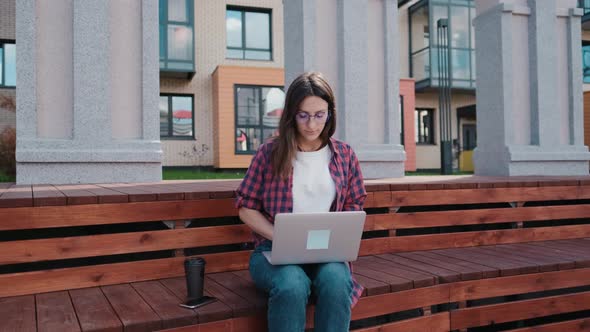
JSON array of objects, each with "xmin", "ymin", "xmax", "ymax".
[{"xmin": 235, "ymin": 137, "xmax": 367, "ymax": 307}]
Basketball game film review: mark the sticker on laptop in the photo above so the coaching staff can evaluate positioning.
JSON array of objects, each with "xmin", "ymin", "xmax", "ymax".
[{"xmin": 306, "ymin": 230, "xmax": 331, "ymax": 250}]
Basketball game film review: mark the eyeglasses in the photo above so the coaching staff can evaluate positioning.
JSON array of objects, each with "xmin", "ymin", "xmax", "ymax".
[{"xmin": 295, "ymin": 111, "xmax": 330, "ymax": 124}]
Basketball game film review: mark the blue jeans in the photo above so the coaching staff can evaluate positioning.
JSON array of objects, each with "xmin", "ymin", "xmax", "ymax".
[{"xmin": 249, "ymin": 241, "xmax": 353, "ymax": 332}]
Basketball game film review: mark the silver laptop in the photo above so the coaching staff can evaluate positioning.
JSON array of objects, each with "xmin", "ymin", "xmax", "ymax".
[{"xmin": 262, "ymin": 211, "xmax": 366, "ymax": 265}]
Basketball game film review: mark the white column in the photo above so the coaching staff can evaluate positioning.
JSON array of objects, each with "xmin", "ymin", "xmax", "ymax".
[
  {"xmin": 473, "ymin": 0, "xmax": 590, "ymax": 176},
  {"xmin": 16, "ymin": 0, "xmax": 162, "ymax": 184},
  {"xmin": 284, "ymin": 0, "xmax": 405, "ymax": 178}
]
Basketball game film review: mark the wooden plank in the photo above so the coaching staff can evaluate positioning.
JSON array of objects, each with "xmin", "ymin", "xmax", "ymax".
[
  {"xmin": 36, "ymin": 291, "xmax": 81, "ymax": 332},
  {"xmin": 0, "ymin": 295, "xmax": 36, "ymax": 332},
  {"xmin": 359, "ymin": 225, "xmax": 590, "ymax": 256},
  {"xmin": 131, "ymin": 183, "xmax": 185, "ymax": 201},
  {"xmin": 0, "ymin": 199, "xmax": 236, "ymax": 231},
  {"xmin": 396, "ymin": 251, "xmax": 483, "ymax": 280},
  {"xmin": 0, "ymin": 184, "xmax": 32, "ymax": 208},
  {"xmin": 478, "ymin": 245, "xmax": 562, "ymax": 272},
  {"xmin": 350, "ymin": 263, "xmax": 413, "ymax": 293},
  {"xmin": 498, "ymin": 243, "xmax": 577, "ymax": 270},
  {"xmin": 449, "ymin": 267, "xmax": 590, "ymax": 301},
  {"xmin": 433, "ymin": 248, "xmax": 524, "ymax": 276},
  {"xmin": 470, "ymin": 247, "xmax": 550, "ymax": 272},
  {"xmin": 162, "ymin": 182, "xmax": 210, "ymax": 200},
  {"xmin": 451, "ymin": 290, "xmax": 590, "ymax": 329},
  {"xmin": 529, "ymin": 241, "xmax": 590, "ymax": 264},
  {"xmin": 159, "ymin": 277, "xmax": 233, "ymax": 324},
  {"xmin": 131, "ymin": 281, "xmax": 197, "ymax": 329},
  {"xmin": 505, "ymin": 317, "xmax": 590, "ymax": 332},
  {"xmin": 0, "ymin": 251, "xmax": 251, "ymax": 298},
  {"xmin": 366, "ymin": 204, "xmax": 590, "ymax": 230},
  {"xmin": 209, "ymin": 272, "xmax": 266, "ymax": 310},
  {"xmin": 69, "ymin": 287, "xmax": 122, "ymax": 332},
  {"xmin": 374, "ymin": 254, "xmax": 462, "ymax": 283},
  {"xmin": 0, "ymin": 225, "xmax": 251, "ymax": 264},
  {"xmin": 98, "ymin": 183, "xmax": 157, "ymax": 202},
  {"xmin": 202, "ymin": 275, "xmax": 254, "ymax": 317},
  {"xmin": 32, "ymin": 185, "xmax": 67, "ymax": 206},
  {"xmin": 101, "ymin": 284, "xmax": 161, "ymax": 332},
  {"xmin": 355, "ymin": 256, "xmax": 437, "ymax": 288},
  {"xmin": 411, "ymin": 251, "xmax": 500, "ymax": 278},
  {"xmin": 351, "ymin": 284, "xmax": 450, "ymax": 320},
  {"xmin": 54, "ymin": 185, "xmax": 99, "ymax": 205},
  {"xmin": 156, "ymin": 314, "xmax": 267, "ymax": 332},
  {"xmin": 351, "ymin": 273, "xmax": 390, "ymax": 296},
  {"xmin": 352, "ymin": 312, "xmax": 450, "ymax": 332},
  {"xmin": 520, "ymin": 242, "xmax": 590, "ymax": 268},
  {"xmin": 383, "ymin": 186, "xmax": 590, "ymax": 207},
  {"xmin": 77, "ymin": 185, "xmax": 128, "ymax": 204}
]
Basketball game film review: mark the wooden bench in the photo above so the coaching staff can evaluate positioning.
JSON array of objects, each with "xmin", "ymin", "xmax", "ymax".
[{"xmin": 0, "ymin": 177, "xmax": 590, "ymax": 331}]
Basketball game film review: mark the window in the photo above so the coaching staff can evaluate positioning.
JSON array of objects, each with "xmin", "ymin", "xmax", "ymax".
[
  {"xmin": 226, "ymin": 7, "xmax": 272, "ymax": 60},
  {"xmin": 409, "ymin": 0, "xmax": 476, "ymax": 89},
  {"xmin": 159, "ymin": 0, "xmax": 195, "ymax": 73},
  {"xmin": 0, "ymin": 41, "xmax": 16, "ymax": 88},
  {"xmin": 583, "ymin": 41, "xmax": 590, "ymax": 84},
  {"xmin": 415, "ymin": 109, "xmax": 435, "ymax": 144},
  {"xmin": 159, "ymin": 94, "xmax": 194, "ymax": 138},
  {"xmin": 235, "ymin": 85, "xmax": 284, "ymax": 154},
  {"xmin": 580, "ymin": 0, "xmax": 590, "ymax": 15}
]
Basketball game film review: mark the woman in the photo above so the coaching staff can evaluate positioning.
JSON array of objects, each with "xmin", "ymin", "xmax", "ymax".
[{"xmin": 235, "ymin": 72, "xmax": 366, "ymax": 332}]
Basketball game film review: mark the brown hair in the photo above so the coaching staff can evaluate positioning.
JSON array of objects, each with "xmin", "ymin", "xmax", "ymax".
[{"xmin": 270, "ymin": 72, "xmax": 337, "ymax": 179}]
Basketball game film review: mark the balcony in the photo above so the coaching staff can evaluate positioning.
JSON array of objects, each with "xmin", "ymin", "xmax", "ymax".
[
  {"xmin": 580, "ymin": 0, "xmax": 590, "ymax": 30},
  {"xmin": 409, "ymin": 0, "xmax": 476, "ymax": 92},
  {"xmin": 159, "ymin": 0, "xmax": 195, "ymax": 78}
]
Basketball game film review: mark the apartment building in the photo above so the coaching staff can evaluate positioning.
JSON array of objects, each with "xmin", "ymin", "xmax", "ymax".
[
  {"xmin": 161, "ymin": 0, "xmax": 417, "ymax": 170},
  {"xmin": 398, "ymin": 0, "xmax": 477, "ymax": 171}
]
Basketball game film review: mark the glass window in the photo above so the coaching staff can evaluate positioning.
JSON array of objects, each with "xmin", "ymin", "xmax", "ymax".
[
  {"xmin": 226, "ymin": 7, "xmax": 272, "ymax": 61},
  {"xmin": 0, "ymin": 42, "xmax": 16, "ymax": 87},
  {"xmin": 235, "ymin": 85, "xmax": 284, "ymax": 154},
  {"xmin": 159, "ymin": 0, "xmax": 194, "ymax": 72},
  {"xmin": 583, "ymin": 42, "xmax": 590, "ymax": 84},
  {"xmin": 415, "ymin": 109, "xmax": 435, "ymax": 145},
  {"xmin": 450, "ymin": 6, "xmax": 469, "ymax": 48},
  {"xmin": 168, "ymin": 0, "xmax": 188, "ymax": 22},
  {"xmin": 160, "ymin": 95, "xmax": 194, "ymax": 138},
  {"xmin": 409, "ymin": 0, "xmax": 476, "ymax": 89}
]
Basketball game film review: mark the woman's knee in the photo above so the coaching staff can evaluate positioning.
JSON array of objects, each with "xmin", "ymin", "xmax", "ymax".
[
  {"xmin": 313, "ymin": 263, "xmax": 352, "ymax": 295},
  {"xmin": 269, "ymin": 266, "xmax": 311, "ymax": 302}
]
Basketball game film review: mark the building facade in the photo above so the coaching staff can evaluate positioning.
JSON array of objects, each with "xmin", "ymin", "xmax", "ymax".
[
  {"xmin": 0, "ymin": 0, "xmax": 417, "ymax": 172},
  {"xmin": 0, "ymin": 0, "xmax": 15, "ymax": 132},
  {"xmin": 398, "ymin": 0, "xmax": 478, "ymax": 171},
  {"xmin": 161, "ymin": 0, "xmax": 416, "ymax": 170}
]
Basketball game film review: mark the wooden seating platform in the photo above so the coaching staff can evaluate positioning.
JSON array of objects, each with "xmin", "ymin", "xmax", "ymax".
[{"xmin": 1, "ymin": 176, "xmax": 590, "ymax": 331}]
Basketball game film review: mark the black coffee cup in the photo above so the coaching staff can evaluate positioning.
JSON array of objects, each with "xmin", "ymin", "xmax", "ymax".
[{"xmin": 184, "ymin": 257, "xmax": 205, "ymax": 300}]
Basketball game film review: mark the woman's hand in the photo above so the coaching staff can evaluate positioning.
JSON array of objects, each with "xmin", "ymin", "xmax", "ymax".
[{"xmin": 238, "ymin": 207, "xmax": 274, "ymax": 241}]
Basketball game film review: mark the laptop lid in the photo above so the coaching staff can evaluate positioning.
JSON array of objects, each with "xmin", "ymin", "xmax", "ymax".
[{"xmin": 267, "ymin": 211, "xmax": 366, "ymax": 265}]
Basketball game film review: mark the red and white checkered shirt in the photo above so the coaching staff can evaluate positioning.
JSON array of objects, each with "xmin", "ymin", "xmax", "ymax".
[{"xmin": 236, "ymin": 137, "xmax": 367, "ymax": 306}]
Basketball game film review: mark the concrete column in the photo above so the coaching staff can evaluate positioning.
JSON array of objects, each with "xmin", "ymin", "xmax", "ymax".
[
  {"xmin": 284, "ymin": 0, "xmax": 405, "ymax": 178},
  {"xmin": 473, "ymin": 0, "xmax": 590, "ymax": 176},
  {"xmin": 16, "ymin": 0, "xmax": 162, "ymax": 184}
]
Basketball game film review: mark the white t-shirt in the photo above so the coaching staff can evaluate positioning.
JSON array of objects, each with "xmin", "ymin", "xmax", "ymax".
[{"xmin": 292, "ymin": 144, "xmax": 336, "ymax": 213}]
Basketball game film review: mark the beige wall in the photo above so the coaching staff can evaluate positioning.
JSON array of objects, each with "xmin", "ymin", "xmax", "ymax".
[
  {"xmin": 414, "ymin": 92, "xmax": 476, "ymax": 169},
  {"xmin": 0, "ymin": 0, "xmax": 15, "ymax": 40},
  {"xmin": 160, "ymin": 0, "xmax": 284, "ymax": 166}
]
